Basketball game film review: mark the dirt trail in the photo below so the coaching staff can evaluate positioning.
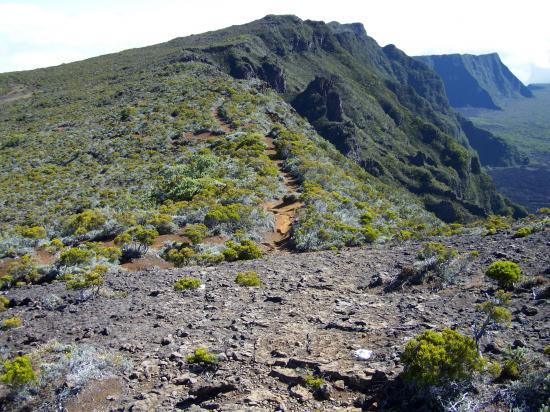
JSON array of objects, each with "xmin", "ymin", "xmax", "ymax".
[
  {"xmin": 210, "ymin": 104, "xmax": 302, "ymax": 250},
  {"xmin": 261, "ymin": 136, "xmax": 302, "ymax": 251}
]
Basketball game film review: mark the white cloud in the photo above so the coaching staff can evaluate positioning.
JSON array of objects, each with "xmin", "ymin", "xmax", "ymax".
[{"xmin": 1, "ymin": 0, "xmax": 549, "ymax": 83}]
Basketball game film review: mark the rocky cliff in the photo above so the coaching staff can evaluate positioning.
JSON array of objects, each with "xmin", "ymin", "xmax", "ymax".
[{"xmin": 416, "ymin": 53, "xmax": 533, "ymax": 110}]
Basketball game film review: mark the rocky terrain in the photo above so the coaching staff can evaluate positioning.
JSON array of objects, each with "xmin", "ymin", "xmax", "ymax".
[{"xmin": 1, "ymin": 227, "xmax": 548, "ymax": 411}]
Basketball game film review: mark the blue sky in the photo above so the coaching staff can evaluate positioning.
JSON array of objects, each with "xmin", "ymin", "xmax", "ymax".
[{"xmin": 1, "ymin": 0, "xmax": 550, "ymax": 83}]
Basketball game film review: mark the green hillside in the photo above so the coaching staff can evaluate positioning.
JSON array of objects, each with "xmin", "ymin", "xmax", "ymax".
[
  {"xmin": 0, "ymin": 53, "xmax": 441, "ymax": 260},
  {"xmin": 0, "ymin": 15, "xmax": 528, "ymax": 284}
]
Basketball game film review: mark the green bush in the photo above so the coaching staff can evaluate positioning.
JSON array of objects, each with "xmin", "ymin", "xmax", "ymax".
[
  {"xmin": 64, "ymin": 265, "xmax": 107, "ymax": 291},
  {"xmin": 401, "ymin": 328, "xmax": 484, "ymax": 388},
  {"xmin": 483, "ymin": 215, "xmax": 510, "ymax": 236},
  {"xmin": 0, "ymin": 296, "xmax": 9, "ymax": 312},
  {"xmin": 6, "ymin": 255, "xmax": 39, "ymax": 284},
  {"xmin": 63, "ymin": 209, "xmax": 107, "ymax": 236},
  {"xmin": 186, "ymin": 348, "xmax": 218, "ymax": 365},
  {"xmin": 182, "ymin": 223, "xmax": 208, "ymax": 244},
  {"xmin": 0, "ymin": 355, "xmax": 36, "ymax": 387},
  {"xmin": 58, "ymin": 247, "xmax": 94, "ymax": 267},
  {"xmin": 114, "ymin": 226, "xmax": 158, "ymax": 258},
  {"xmin": 500, "ymin": 359, "xmax": 520, "ymax": 380},
  {"xmin": 16, "ymin": 225, "xmax": 47, "ymax": 239},
  {"xmin": 165, "ymin": 247, "xmax": 195, "ymax": 267},
  {"xmin": 235, "ymin": 271, "xmax": 261, "ymax": 287},
  {"xmin": 513, "ymin": 227, "xmax": 532, "ymax": 238},
  {"xmin": 146, "ymin": 213, "xmax": 174, "ymax": 234},
  {"xmin": 223, "ymin": 240, "xmax": 262, "ymax": 261},
  {"xmin": 303, "ymin": 374, "xmax": 325, "ymax": 389},
  {"xmin": 2, "ymin": 316, "xmax": 22, "ymax": 330},
  {"xmin": 486, "ymin": 261, "xmax": 521, "ymax": 288},
  {"xmin": 396, "ymin": 230, "xmax": 413, "ymax": 241},
  {"xmin": 174, "ymin": 276, "xmax": 201, "ymax": 290},
  {"xmin": 417, "ymin": 241, "xmax": 457, "ymax": 263}
]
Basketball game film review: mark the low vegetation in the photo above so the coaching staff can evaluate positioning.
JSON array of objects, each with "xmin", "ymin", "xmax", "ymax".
[
  {"xmin": 401, "ymin": 328, "xmax": 484, "ymax": 388},
  {"xmin": 235, "ymin": 271, "xmax": 261, "ymax": 287},
  {"xmin": 0, "ymin": 355, "xmax": 36, "ymax": 387},
  {"xmin": 2, "ymin": 316, "xmax": 23, "ymax": 329},
  {"xmin": 186, "ymin": 348, "xmax": 218, "ymax": 365},
  {"xmin": 486, "ymin": 261, "xmax": 522, "ymax": 289},
  {"xmin": 173, "ymin": 276, "xmax": 201, "ymax": 291}
]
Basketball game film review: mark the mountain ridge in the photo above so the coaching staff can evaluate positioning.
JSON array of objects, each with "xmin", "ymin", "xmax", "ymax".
[
  {"xmin": 416, "ymin": 52, "xmax": 533, "ymax": 110},
  {"xmin": 163, "ymin": 15, "xmax": 524, "ymax": 220}
]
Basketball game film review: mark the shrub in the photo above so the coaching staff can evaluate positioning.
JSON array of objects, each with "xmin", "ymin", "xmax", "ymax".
[
  {"xmin": 114, "ymin": 226, "xmax": 158, "ymax": 259},
  {"xmin": 205, "ymin": 204, "xmax": 241, "ymax": 226},
  {"xmin": 165, "ymin": 247, "xmax": 195, "ymax": 267},
  {"xmin": 303, "ymin": 374, "xmax": 325, "ymax": 389},
  {"xmin": 513, "ymin": 227, "xmax": 532, "ymax": 238},
  {"xmin": 396, "ymin": 230, "xmax": 413, "ymax": 241},
  {"xmin": 174, "ymin": 276, "xmax": 201, "ymax": 290},
  {"xmin": 6, "ymin": 255, "xmax": 39, "ymax": 284},
  {"xmin": 223, "ymin": 240, "xmax": 262, "ymax": 261},
  {"xmin": 146, "ymin": 213, "xmax": 174, "ymax": 234},
  {"xmin": 63, "ymin": 209, "xmax": 107, "ymax": 236},
  {"xmin": 488, "ymin": 361, "xmax": 502, "ymax": 379},
  {"xmin": 474, "ymin": 290, "xmax": 512, "ymax": 351},
  {"xmin": 46, "ymin": 238, "xmax": 64, "ymax": 253},
  {"xmin": 58, "ymin": 247, "xmax": 94, "ymax": 267},
  {"xmin": 0, "ymin": 296, "xmax": 9, "ymax": 312},
  {"xmin": 235, "ymin": 271, "xmax": 261, "ymax": 287},
  {"xmin": 486, "ymin": 261, "xmax": 521, "ymax": 288},
  {"xmin": 65, "ymin": 265, "xmax": 107, "ymax": 291},
  {"xmin": 483, "ymin": 215, "xmax": 510, "ymax": 236},
  {"xmin": 186, "ymin": 348, "xmax": 218, "ymax": 365},
  {"xmin": 182, "ymin": 223, "xmax": 208, "ymax": 244},
  {"xmin": 361, "ymin": 225, "xmax": 379, "ymax": 243},
  {"xmin": 401, "ymin": 328, "xmax": 484, "ymax": 388},
  {"xmin": 2, "ymin": 316, "xmax": 22, "ymax": 329},
  {"xmin": 418, "ymin": 242, "xmax": 457, "ymax": 263},
  {"xmin": 500, "ymin": 359, "xmax": 520, "ymax": 380},
  {"xmin": 16, "ymin": 225, "xmax": 47, "ymax": 239},
  {"xmin": 0, "ymin": 355, "xmax": 36, "ymax": 387}
]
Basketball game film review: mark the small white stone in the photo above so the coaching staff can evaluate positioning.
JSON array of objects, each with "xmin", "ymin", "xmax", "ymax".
[{"xmin": 353, "ymin": 349, "xmax": 373, "ymax": 361}]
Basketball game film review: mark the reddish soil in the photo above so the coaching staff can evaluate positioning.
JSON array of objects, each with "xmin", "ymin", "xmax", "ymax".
[
  {"xmin": 261, "ymin": 136, "xmax": 302, "ymax": 251},
  {"xmin": 65, "ymin": 377, "xmax": 125, "ymax": 412},
  {"xmin": 35, "ymin": 249, "xmax": 56, "ymax": 266},
  {"xmin": 120, "ymin": 254, "xmax": 174, "ymax": 271}
]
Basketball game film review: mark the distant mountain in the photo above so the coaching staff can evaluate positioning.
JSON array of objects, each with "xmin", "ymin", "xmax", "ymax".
[{"xmin": 416, "ymin": 53, "xmax": 533, "ymax": 110}]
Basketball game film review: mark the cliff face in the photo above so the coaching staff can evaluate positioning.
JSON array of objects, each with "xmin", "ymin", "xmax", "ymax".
[
  {"xmin": 168, "ymin": 15, "xmax": 523, "ymax": 220},
  {"xmin": 416, "ymin": 53, "xmax": 533, "ymax": 110}
]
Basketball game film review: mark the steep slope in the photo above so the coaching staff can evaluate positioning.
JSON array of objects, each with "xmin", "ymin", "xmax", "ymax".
[
  {"xmin": 0, "ymin": 48, "xmax": 442, "ymax": 261},
  {"xmin": 161, "ymin": 15, "xmax": 523, "ymax": 221},
  {"xmin": 416, "ymin": 53, "xmax": 533, "ymax": 110}
]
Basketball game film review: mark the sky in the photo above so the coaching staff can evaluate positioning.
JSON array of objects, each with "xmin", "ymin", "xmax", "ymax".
[{"xmin": 1, "ymin": 0, "xmax": 549, "ymax": 84}]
